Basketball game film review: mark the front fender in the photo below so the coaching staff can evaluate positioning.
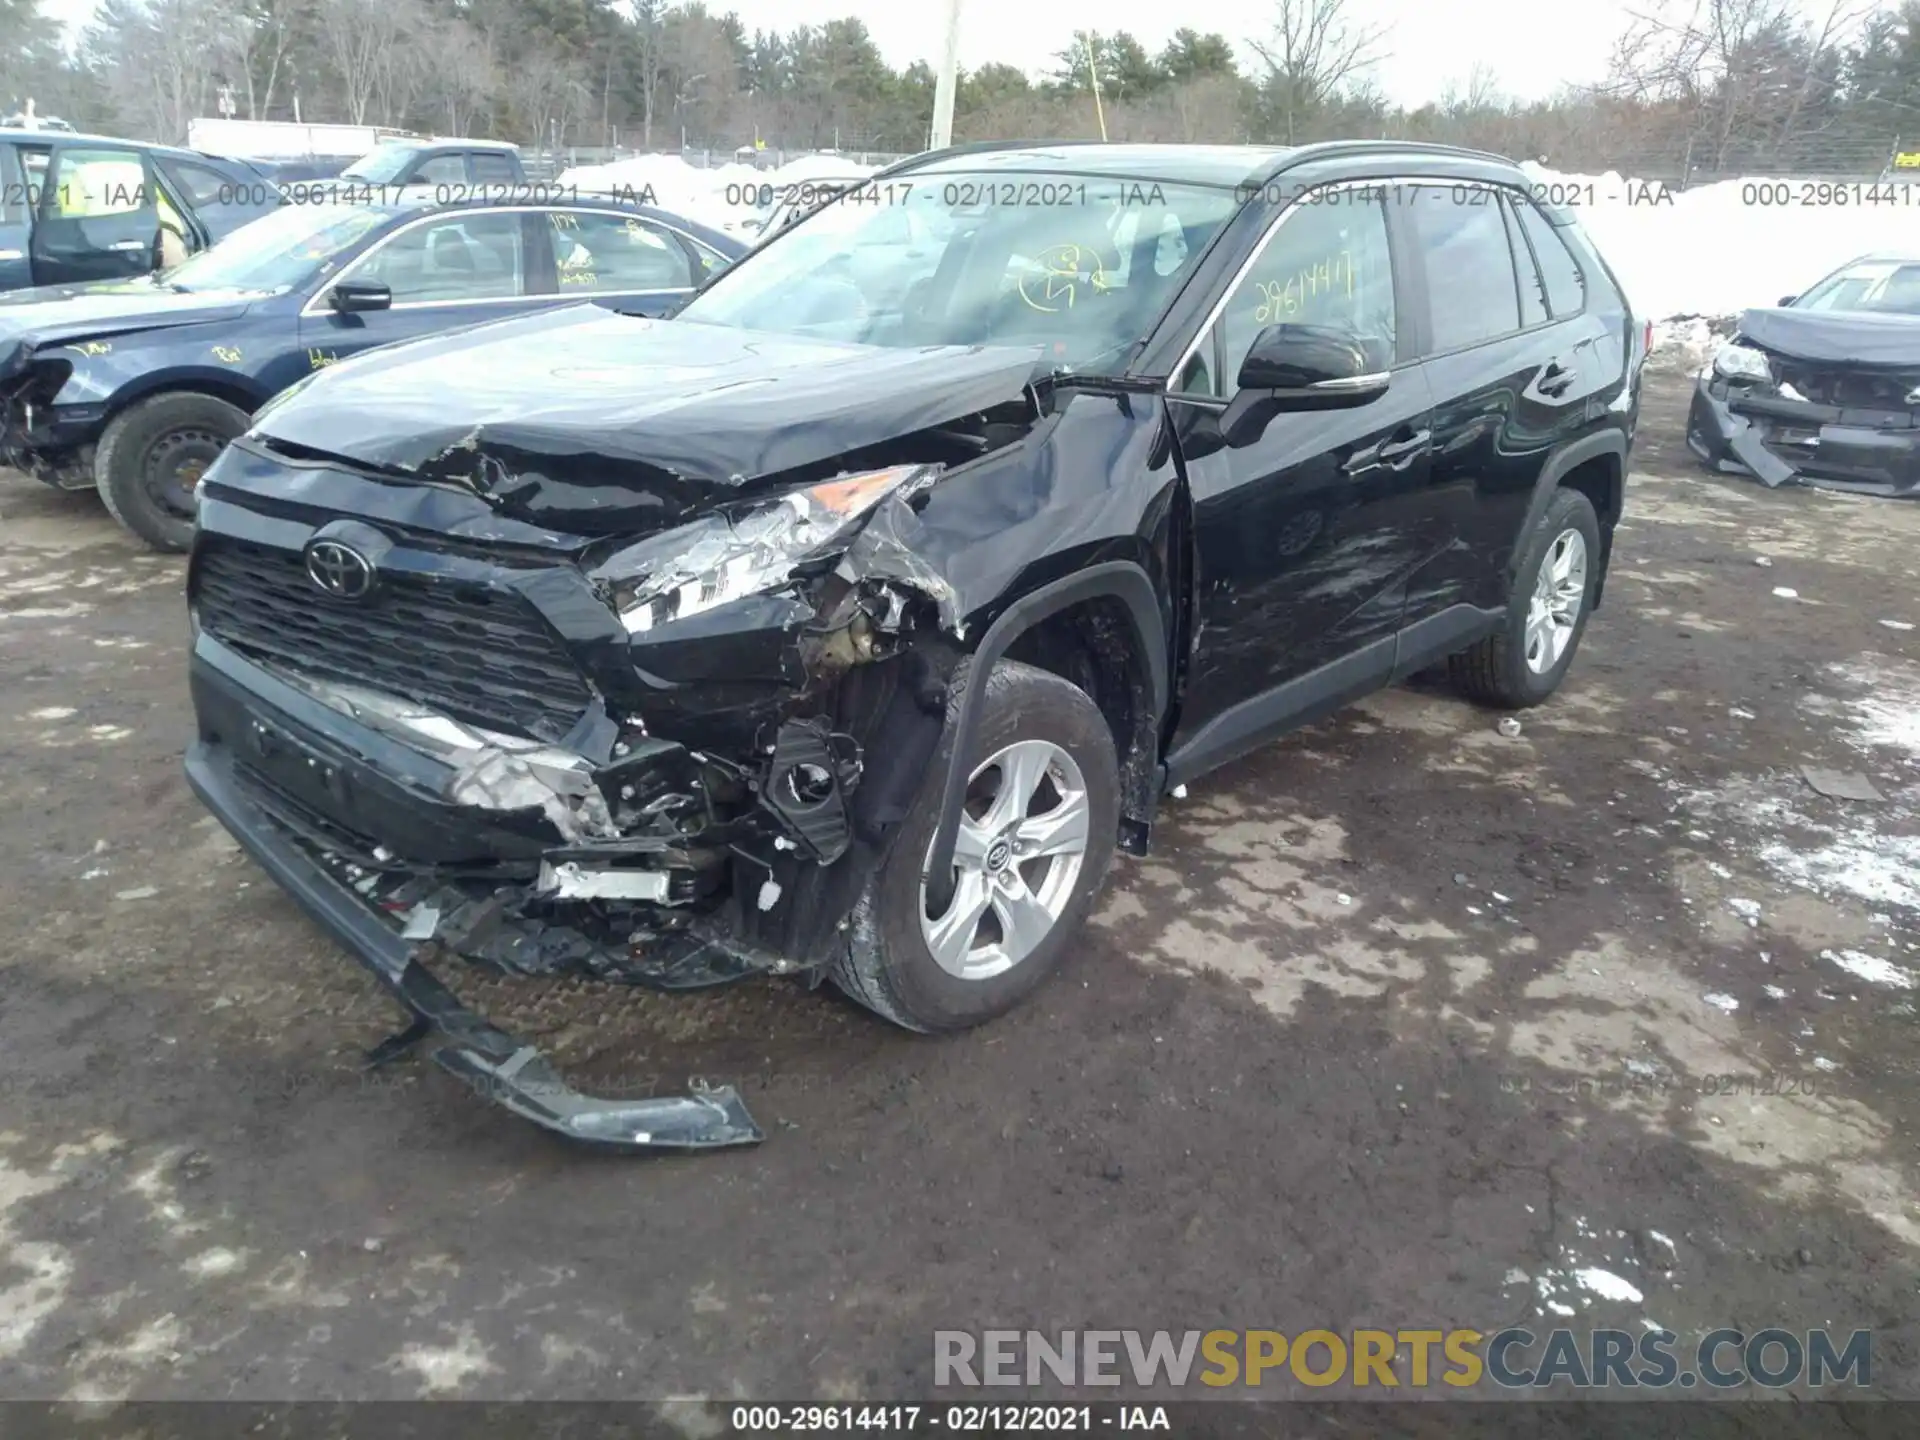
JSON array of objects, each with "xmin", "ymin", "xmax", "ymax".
[{"xmin": 924, "ymin": 560, "xmax": 1169, "ymax": 881}]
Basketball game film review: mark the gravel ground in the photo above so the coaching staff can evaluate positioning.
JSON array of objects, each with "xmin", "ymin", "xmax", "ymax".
[{"xmin": 0, "ymin": 373, "xmax": 1916, "ymax": 1414}]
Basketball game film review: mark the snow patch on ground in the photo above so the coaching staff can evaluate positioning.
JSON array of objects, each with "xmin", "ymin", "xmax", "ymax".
[
  {"xmin": 1648, "ymin": 315, "xmax": 1733, "ymax": 374},
  {"xmin": 1821, "ymin": 949, "xmax": 1918, "ymax": 990}
]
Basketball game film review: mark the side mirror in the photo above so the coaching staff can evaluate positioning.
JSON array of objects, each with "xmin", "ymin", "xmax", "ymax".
[
  {"xmin": 328, "ymin": 280, "xmax": 392, "ymax": 314},
  {"xmin": 1776, "ymin": 294, "xmax": 1797, "ymax": 307},
  {"xmin": 1220, "ymin": 323, "xmax": 1390, "ymax": 448}
]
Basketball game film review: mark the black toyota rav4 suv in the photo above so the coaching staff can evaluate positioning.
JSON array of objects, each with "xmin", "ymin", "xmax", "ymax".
[{"xmin": 185, "ymin": 141, "xmax": 1643, "ymax": 1150}]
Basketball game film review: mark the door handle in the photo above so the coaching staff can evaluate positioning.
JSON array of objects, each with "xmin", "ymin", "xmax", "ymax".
[
  {"xmin": 1377, "ymin": 428, "xmax": 1430, "ymax": 466},
  {"xmin": 1344, "ymin": 427, "xmax": 1429, "ymax": 475}
]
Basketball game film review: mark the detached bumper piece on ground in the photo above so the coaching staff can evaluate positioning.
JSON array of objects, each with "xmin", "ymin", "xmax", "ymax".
[
  {"xmin": 1688, "ymin": 305, "xmax": 1920, "ymax": 498},
  {"xmin": 187, "ymin": 743, "xmax": 765, "ymax": 1153}
]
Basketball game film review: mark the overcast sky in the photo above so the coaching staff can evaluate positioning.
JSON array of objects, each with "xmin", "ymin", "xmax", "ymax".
[{"xmin": 42, "ymin": 0, "xmax": 1635, "ymax": 108}]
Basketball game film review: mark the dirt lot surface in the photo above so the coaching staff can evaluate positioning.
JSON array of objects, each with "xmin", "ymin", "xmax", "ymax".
[{"xmin": 1, "ymin": 374, "xmax": 1917, "ymax": 1414}]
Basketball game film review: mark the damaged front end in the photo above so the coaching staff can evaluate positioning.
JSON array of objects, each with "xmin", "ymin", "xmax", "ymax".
[
  {"xmin": 1687, "ymin": 308, "xmax": 1920, "ymax": 498},
  {"xmin": 0, "ymin": 348, "xmax": 93, "ymax": 489},
  {"xmin": 184, "ymin": 378, "xmax": 1038, "ymax": 1150}
]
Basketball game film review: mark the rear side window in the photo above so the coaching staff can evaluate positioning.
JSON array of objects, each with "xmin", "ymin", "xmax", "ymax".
[
  {"xmin": 411, "ymin": 154, "xmax": 467, "ymax": 186},
  {"xmin": 1512, "ymin": 198, "xmax": 1587, "ymax": 318},
  {"xmin": 549, "ymin": 210, "xmax": 694, "ymax": 292},
  {"xmin": 471, "ymin": 153, "xmax": 517, "ymax": 184},
  {"xmin": 160, "ymin": 158, "xmax": 234, "ymax": 208},
  {"xmin": 1406, "ymin": 185, "xmax": 1520, "ymax": 352}
]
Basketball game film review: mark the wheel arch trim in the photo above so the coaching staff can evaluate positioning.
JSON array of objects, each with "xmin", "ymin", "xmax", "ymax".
[
  {"xmin": 1517, "ymin": 427, "xmax": 1626, "ymax": 593},
  {"xmin": 924, "ymin": 561, "xmax": 1169, "ymax": 883}
]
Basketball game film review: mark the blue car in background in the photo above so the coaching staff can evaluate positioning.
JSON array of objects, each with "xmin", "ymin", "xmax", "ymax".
[
  {"xmin": 1, "ymin": 128, "xmax": 282, "ymax": 291},
  {"xmin": 0, "ymin": 192, "xmax": 744, "ymax": 549}
]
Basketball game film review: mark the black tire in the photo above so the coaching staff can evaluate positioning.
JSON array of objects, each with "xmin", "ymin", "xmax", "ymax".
[
  {"xmin": 95, "ymin": 392, "xmax": 251, "ymax": 553},
  {"xmin": 829, "ymin": 657, "xmax": 1120, "ymax": 1033},
  {"xmin": 1449, "ymin": 487, "xmax": 1602, "ymax": 709}
]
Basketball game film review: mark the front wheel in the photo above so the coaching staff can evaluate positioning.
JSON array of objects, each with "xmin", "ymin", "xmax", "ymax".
[
  {"xmin": 1449, "ymin": 486, "xmax": 1601, "ymax": 708},
  {"xmin": 95, "ymin": 392, "xmax": 252, "ymax": 552},
  {"xmin": 829, "ymin": 658, "xmax": 1120, "ymax": 1033}
]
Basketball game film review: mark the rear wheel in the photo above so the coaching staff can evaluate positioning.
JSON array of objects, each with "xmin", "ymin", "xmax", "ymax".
[
  {"xmin": 1449, "ymin": 487, "xmax": 1601, "ymax": 708},
  {"xmin": 95, "ymin": 392, "xmax": 251, "ymax": 553},
  {"xmin": 829, "ymin": 658, "xmax": 1120, "ymax": 1032}
]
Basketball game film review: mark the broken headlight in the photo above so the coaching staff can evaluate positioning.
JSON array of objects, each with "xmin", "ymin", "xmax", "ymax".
[
  {"xmin": 1712, "ymin": 342, "xmax": 1772, "ymax": 384},
  {"xmin": 603, "ymin": 464, "xmax": 939, "ymax": 636}
]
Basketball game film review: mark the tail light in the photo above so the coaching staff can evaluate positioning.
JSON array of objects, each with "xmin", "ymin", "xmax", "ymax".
[{"xmin": 1642, "ymin": 319, "xmax": 1653, "ymax": 355}]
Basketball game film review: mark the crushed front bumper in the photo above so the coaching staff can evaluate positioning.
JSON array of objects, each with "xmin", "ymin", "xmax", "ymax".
[
  {"xmin": 185, "ymin": 638, "xmax": 771, "ymax": 1152},
  {"xmin": 187, "ymin": 741, "xmax": 764, "ymax": 1151},
  {"xmin": 1687, "ymin": 374, "xmax": 1920, "ymax": 497}
]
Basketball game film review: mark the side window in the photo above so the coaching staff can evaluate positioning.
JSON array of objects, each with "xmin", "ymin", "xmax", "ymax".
[
  {"xmin": 41, "ymin": 147, "xmax": 153, "ymax": 220},
  {"xmin": 1500, "ymin": 195, "xmax": 1549, "ymax": 328},
  {"xmin": 1188, "ymin": 190, "xmax": 1395, "ymax": 397},
  {"xmin": 413, "ymin": 154, "xmax": 467, "ymax": 186},
  {"xmin": 471, "ymin": 153, "xmax": 517, "ymax": 184},
  {"xmin": 548, "ymin": 210, "xmax": 694, "ymax": 292},
  {"xmin": 1513, "ymin": 199, "xmax": 1588, "ymax": 319},
  {"xmin": 1406, "ymin": 185, "xmax": 1520, "ymax": 352},
  {"xmin": 158, "ymin": 158, "xmax": 231, "ymax": 208},
  {"xmin": 351, "ymin": 212, "xmax": 526, "ymax": 303}
]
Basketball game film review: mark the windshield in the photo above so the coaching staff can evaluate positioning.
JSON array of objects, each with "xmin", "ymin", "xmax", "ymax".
[
  {"xmin": 1795, "ymin": 261, "xmax": 1920, "ymax": 316},
  {"xmin": 164, "ymin": 203, "xmax": 389, "ymax": 294},
  {"xmin": 342, "ymin": 147, "xmax": 419, "ymax": 184},
  {"xmin": 680, "ymin": 171, "xmax": 1242, "ymax": 374}
]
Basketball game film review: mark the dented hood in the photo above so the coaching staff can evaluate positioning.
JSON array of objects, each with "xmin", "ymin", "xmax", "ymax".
[
  {"xmin": 1738, "ymin": 306, "xmax": 1920, "ymax": 368},
  {"xmin": 0, "ymin": 279, "xmax": 257, "ymax": 374},
  {"xmin": 250, "ymin": 305, "xmax": 1043, "ymax": 532}
]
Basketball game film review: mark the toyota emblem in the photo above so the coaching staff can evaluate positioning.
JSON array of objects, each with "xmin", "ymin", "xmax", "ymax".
[{"xmin": 304, "ymin": 539, "xmax": 374, "ymax": 599}]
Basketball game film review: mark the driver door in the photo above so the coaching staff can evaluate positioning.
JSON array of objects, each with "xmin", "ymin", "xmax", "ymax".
[
  {"xmin": 1164, "ymin": 185, "xmax": 1435, "ymax": 779},
  {"xmin": 28, "ymin": 143, "xmax": 163, "ymax": 285}
]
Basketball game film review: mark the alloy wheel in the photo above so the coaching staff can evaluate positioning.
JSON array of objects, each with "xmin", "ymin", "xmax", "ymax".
[
  {"xmin": 920, "ymin": 738, "xmax": 1091, "ymax": 981},
  {"xmin": 1523, "ymin": 528, "xmax": 1588, "ymax": 674}
]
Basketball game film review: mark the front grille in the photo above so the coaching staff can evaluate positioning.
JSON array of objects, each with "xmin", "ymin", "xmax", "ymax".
[{"xmin": 197, "ymin": 537, "xmax": 595, "ymax": 743}]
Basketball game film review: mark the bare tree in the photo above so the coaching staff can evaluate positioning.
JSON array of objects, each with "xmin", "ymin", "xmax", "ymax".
[
  {"xmin": 1247, "ymin": 0, "xmax": 1388, "ymax": 144},
  {"xmin": 125, "ymin": 0, "xmax": 248, "ymax": 142},
  {"xmin": 502, "ymin": 49, "xmax": 590, "ymax": 149},
  {"xmin": 1607, "ymin": 0, "xmax": 1868, "ymax": 169},
  {"xmin": 312, "ymin": 0, "xmax": 412, "ymax": 125},
  {"xmin": 227, "ymin": 0, "xmax": 305, "ymax": 119},
  {"xmin": 424, "ymin": 20, "xmax": 495, "ymax": 136}
]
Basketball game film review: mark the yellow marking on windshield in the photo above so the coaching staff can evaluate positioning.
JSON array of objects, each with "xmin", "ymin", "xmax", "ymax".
[{"xmin": 1019, "ymin": 242, "xmax": 1111, "ymax": 314}]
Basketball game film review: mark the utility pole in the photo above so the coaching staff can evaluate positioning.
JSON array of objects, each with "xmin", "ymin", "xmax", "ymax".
[
  {"xmin": 1084, "ymin": 31, "xmax": 1107, "ymax": 142},
  {"xmin": 930, "ymin": 0, "xmax": 961, "ymax": 151}
]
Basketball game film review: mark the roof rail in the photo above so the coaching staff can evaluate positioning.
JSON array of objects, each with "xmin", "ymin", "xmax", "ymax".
[{"xmin": 1263, "ymin": 138, "xmax": 1518, "ymax": 181}]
